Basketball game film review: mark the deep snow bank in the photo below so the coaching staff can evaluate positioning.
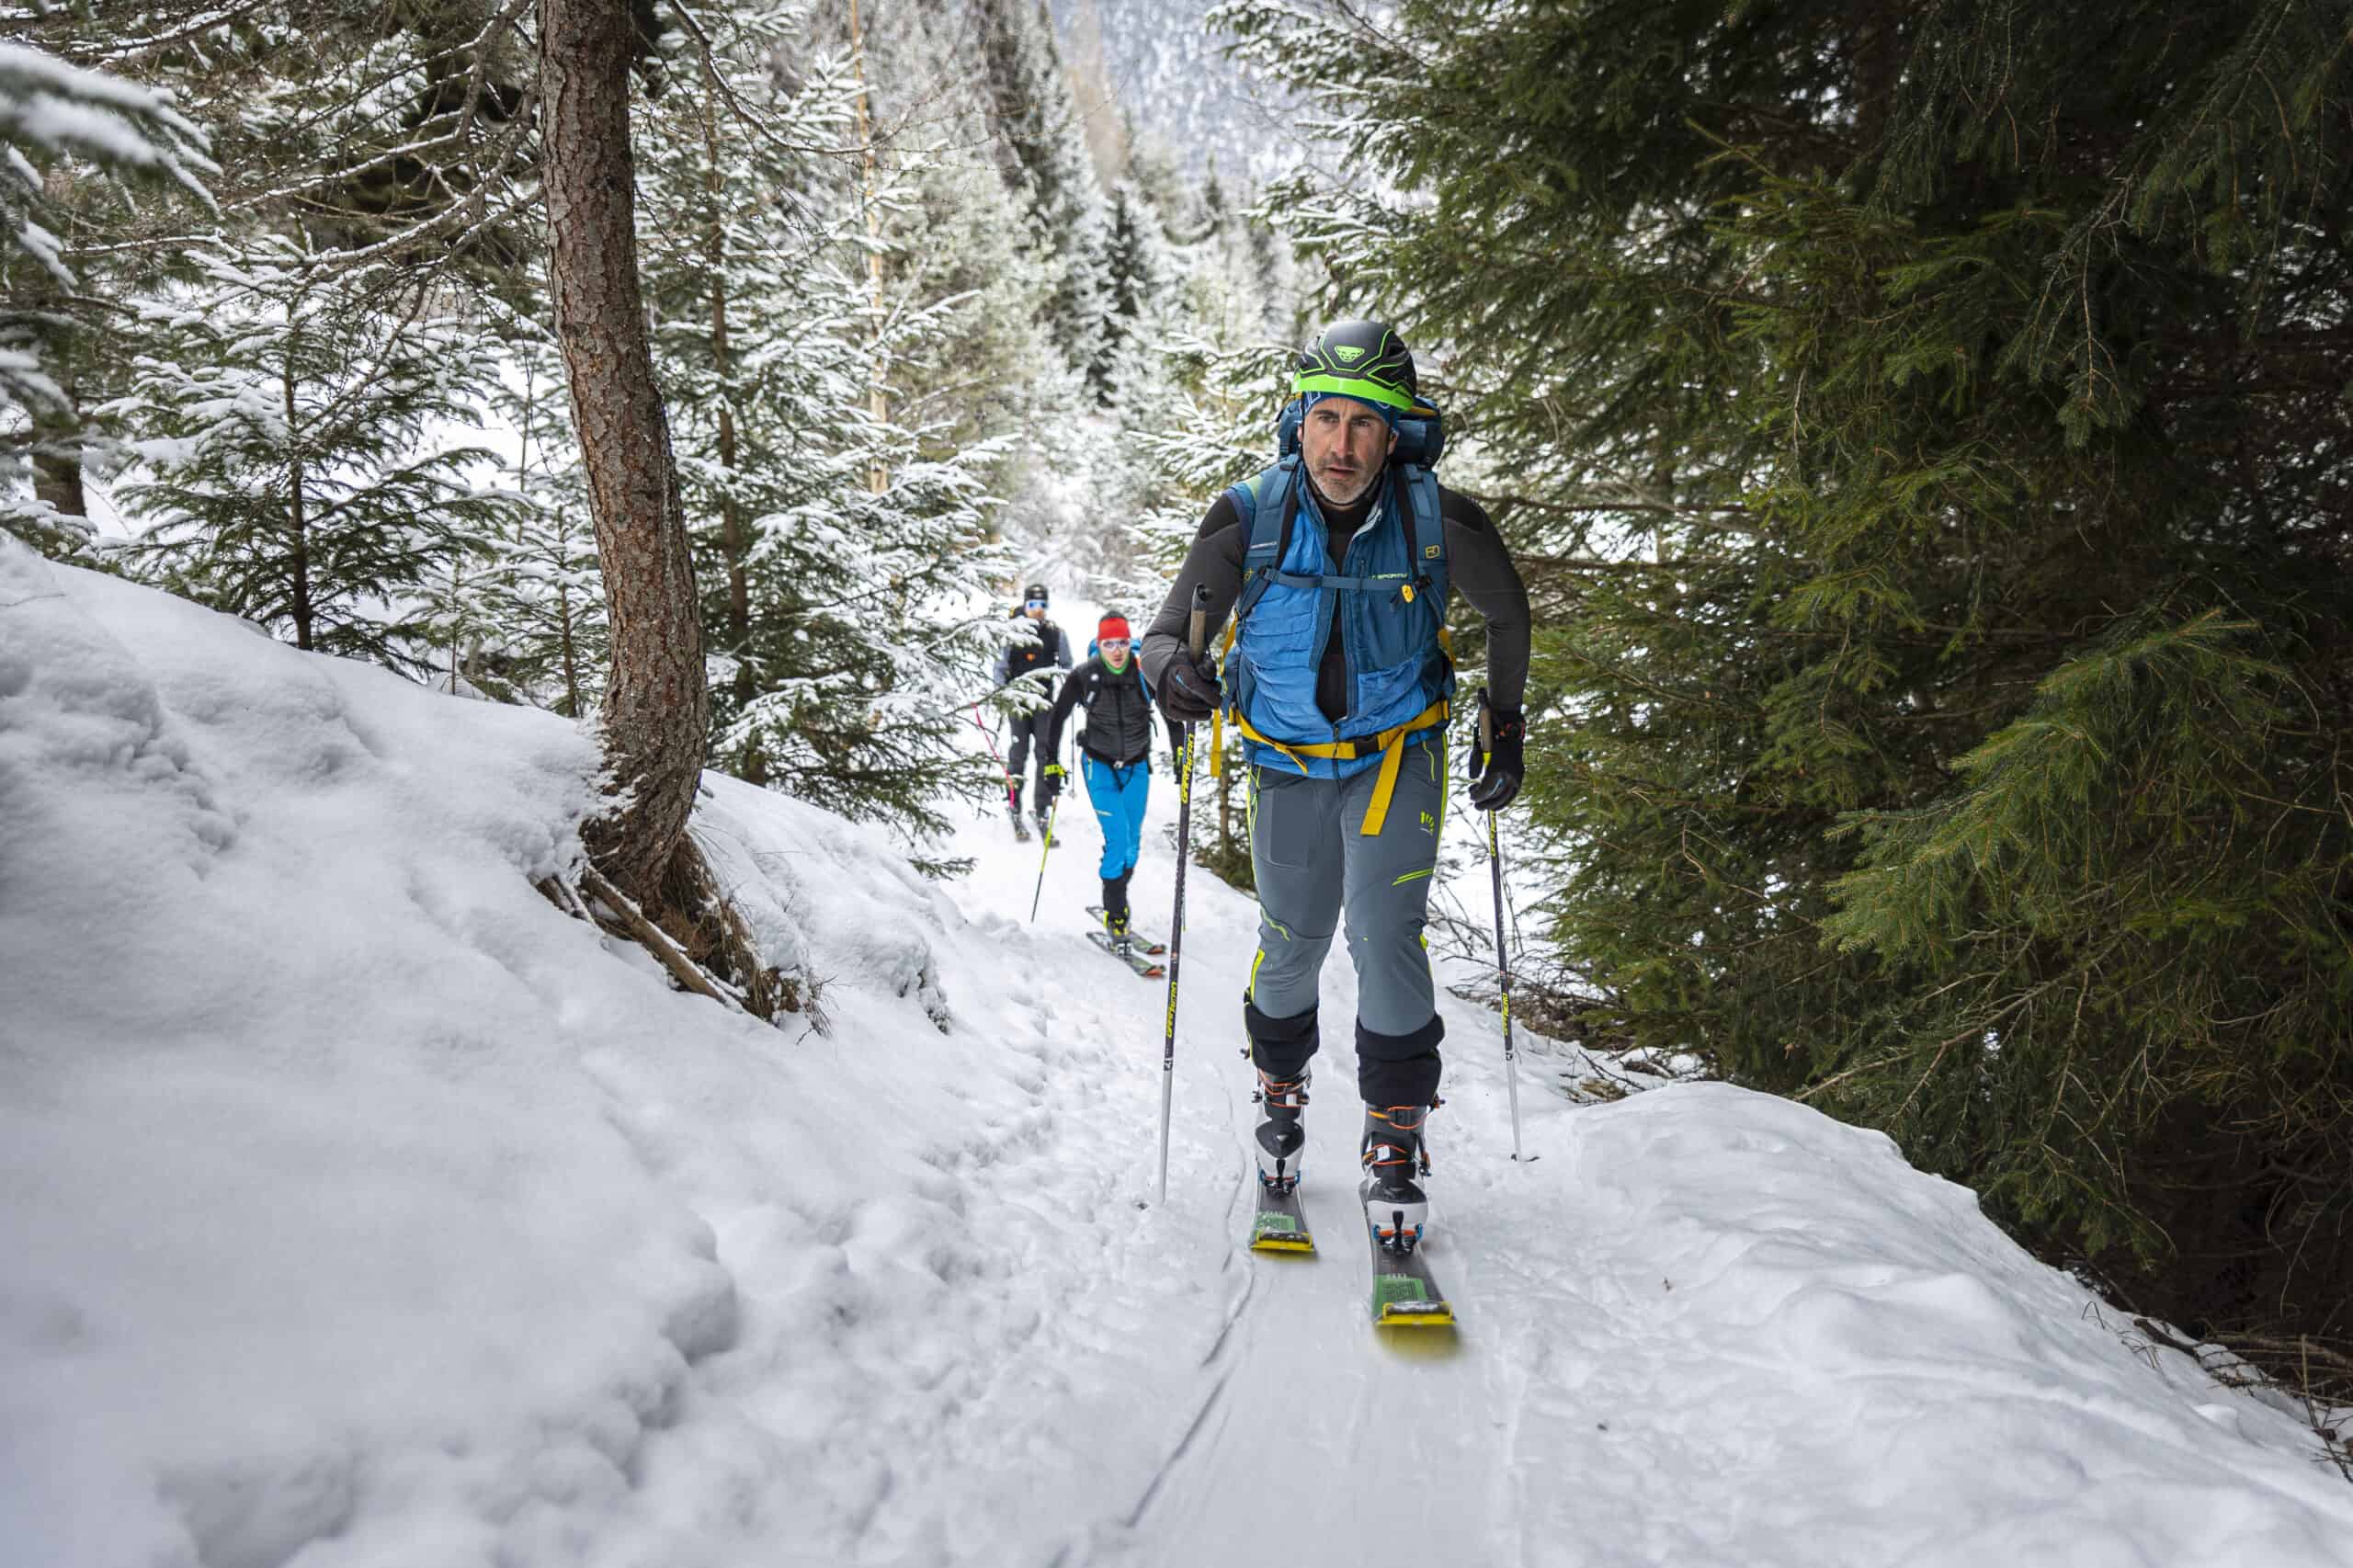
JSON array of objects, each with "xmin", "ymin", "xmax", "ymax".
[
  {"xmin": 0, "ymin": 542, "xmax": 1129, "ymax": 1567},
  {"xmin": 5, "ymin": 539, "xmax": 2350, "ymax": 1568}
]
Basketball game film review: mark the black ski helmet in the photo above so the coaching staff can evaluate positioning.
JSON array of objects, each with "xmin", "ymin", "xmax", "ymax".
[
  {"xmin": 1024, "ymin": 583, "xmax": 1049, "ymax": 604},
  {"xmin": 1292, "ymin": 321, "xmax": 1417, "ymax": 415}
]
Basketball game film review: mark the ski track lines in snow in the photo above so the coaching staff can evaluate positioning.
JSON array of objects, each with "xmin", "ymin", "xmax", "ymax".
[{"xmin": 5, "ymin": 549, "xmax": 2353, "ymax": 1568}]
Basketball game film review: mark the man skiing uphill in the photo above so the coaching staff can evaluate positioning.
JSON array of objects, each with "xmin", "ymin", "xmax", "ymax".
[
  {"xmin": 1138, "ymin": 321, "xmax": 1530, "ymax": 1254},
  {"xmin": 992, "ymin": 584, "xmax": 1070, "ymax": 839},
  {"xmin": 1041, "ymin": 613, "xmax": 1175, "ymax": 954}
]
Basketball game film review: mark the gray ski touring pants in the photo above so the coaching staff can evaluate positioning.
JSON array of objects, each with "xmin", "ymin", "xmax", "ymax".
[{"xmin": 1242, "ymin": 738, "xmax": 1447, "ymax": 1108}]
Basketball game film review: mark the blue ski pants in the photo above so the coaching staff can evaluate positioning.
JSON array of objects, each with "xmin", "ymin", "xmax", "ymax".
[{"xmin": 1082, "ymin": 756, "xmax": 1151, "ymax": 881}]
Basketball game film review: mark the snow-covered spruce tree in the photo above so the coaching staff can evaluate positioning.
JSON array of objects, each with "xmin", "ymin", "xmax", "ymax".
[
  {"xmin": 633, "ymin": 7, "xmax": 1010, "ymax": 835},
  {"xmin": 880, "ymin": 109, "xmax": 1056, "ymax": 452},
  {"xmin": 107, "ymin": 238, "xmax": 518, "ymax": 671},
  {"xmin": 1090, "ymin": 177, "xmax": 1176, "ymax": 402},
  {"xmin": 1123, "ymin": 327, "xmax": 1291, "ymax": 886},
  {"xmin": 82, "ymin": 0, "xmax": 542, "ymax": 271},
  {"xmin": 470, "ymin": 322, "xmax": 607, "ymax": 716},
  {"xmin": 10, "ymin": 1, "xmax": 547, "ymax": 551},
  {"xmin": 1099, "ymin": 169, "xmax": 1306, "ymax": 888},
  {"xmin": 973, "ymin": 0, "xmax": 1113, "ymax": 392},
  {"xmin": 844, "ymin": 0, "xmax": 1080, "ymax": 592},
  {"xmin": 0, "ymin": 39, "xmax": 213, "ymax": 554}
]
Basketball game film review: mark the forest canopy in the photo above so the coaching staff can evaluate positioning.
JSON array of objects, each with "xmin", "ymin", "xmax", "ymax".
[{"xmin": 1230, "ymin": 0, "xmax": 2353, "ymax": 1376}]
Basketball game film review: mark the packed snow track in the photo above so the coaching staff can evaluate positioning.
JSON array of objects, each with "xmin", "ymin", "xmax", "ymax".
[{"xmin": 6, "ymin": 551, "xmax": 2353, "ymax": 1568}]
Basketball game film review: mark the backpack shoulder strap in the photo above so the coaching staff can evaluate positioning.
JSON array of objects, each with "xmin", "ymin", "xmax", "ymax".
[
  {"xmin": 1396, "ymin": 465, "xmax": 1448, "ymax": 606},
  {"xmin": 1230, "ymin": 458, "xmax": 1302, "ymax": 624}
]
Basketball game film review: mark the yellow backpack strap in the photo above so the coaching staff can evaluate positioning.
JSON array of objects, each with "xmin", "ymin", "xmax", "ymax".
[{"xmin": 1356, "ymin": 701, "xmax": 1449, "ymax": 836}]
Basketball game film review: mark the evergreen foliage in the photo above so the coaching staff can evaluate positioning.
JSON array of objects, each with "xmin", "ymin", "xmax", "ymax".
[
  {"xmin": 132, "ymin": 0, "xmax": 540, "ymax": 268},
  {"xmin": 20, "ymin": 0, "xmax": 1295, "ymax": 867},
  {"xmin": 1091, "ymin": 177, "xmax": 1176, "ymax": 398},
  {"xmin": 1129, "ymin": 329, "xmax": 1291, "ymax": 888},
  {"xmin": 7, "ymin": 2, "xmax": 537, "ymax": 554},
  {"xmin": 472, "ymin": 324, "xmax": 606, "ymax": 714},
  {"xmin": 973, "ymin": 0, "xmax": 1114, "ymax": 387},
  {"xmin": 0, "ymin": 38, "xmax": 214, "ymax": 552},
  {"xmin": 634, "ymin": 5, "xmax": 1012, "ymax": 835},
  {"xmin": 109, "ymin": 239, "xmax": 518, "ymax": 670},
  {"xmin": 1231, "ymin": 0, "xmax": 2353, "ymax": 1352}
]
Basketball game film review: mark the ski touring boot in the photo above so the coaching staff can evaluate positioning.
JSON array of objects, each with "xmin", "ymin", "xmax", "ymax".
[
  {"xmin": 1360, "ymin": 1103, "xmax": 1433, "ymax": 1255},
  {"xmin": 1101, "ymin": 905, "xmax": 1132, "ymax": 956},
  {"xmin": 1253, "ymin": 1068, "xmax": 1311, "ymax": 1193},
  {"xmin": 1008, "ymin": 782, "xmax": 1029, "ymax": 841}
]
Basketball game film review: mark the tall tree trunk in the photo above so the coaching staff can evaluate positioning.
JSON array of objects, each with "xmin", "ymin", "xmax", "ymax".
[
  {"xmin": 284, "ymin": 350, "xmax": 314, "ymax": 651},
  {"xmin": 30, "ymin": 347, "xmax": 86, "ymax": 523},
  {"xmin": 522, "ymin": 363, "xmax": 584, "ymax": 720},
  {"xmin": 540, "ymin": 0, "xmax": 708, "ymax": 903},
  {"xmin": 447, "ymin": 554, "xmax": 462, "ymax": 693},
  {"xmin": 1850, "ymin": 0, "xmax": 1904, "ymax": 161},
  {"xmin": 32, "ymin": 440, "xmax": 85, "ymax": 521},
  {"xmin": 557, "ymin": 575, "xmax": 582, "ymax": 719},
  {"xmin": 848, "ymin": 0, "xmax": 890, "ymax": 495}
]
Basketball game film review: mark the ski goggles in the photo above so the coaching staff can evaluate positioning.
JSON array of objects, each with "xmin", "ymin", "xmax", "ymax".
[
  {"xmin": 1098, "ymin": 638, "xmax": 1131, "ymax": 653},
  {"xmin": 1024, "ymin": 598, "xmax": 1049, "ymax": 611}
]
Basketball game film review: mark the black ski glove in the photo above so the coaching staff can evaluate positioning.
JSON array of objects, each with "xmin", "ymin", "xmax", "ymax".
[
  {"xmin": 1467, "ymin": 692, "xmax": 1525, "ymax": 812},
  {"xmin": 1157, "ymin": 651, "xmax": 1222, "ymax": 724}
]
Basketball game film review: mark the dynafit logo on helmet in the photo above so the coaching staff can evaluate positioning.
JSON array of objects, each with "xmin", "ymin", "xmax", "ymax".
[{"xmin": 1333, "ymin": 346, "xmax": 1367, "ymax": 365}]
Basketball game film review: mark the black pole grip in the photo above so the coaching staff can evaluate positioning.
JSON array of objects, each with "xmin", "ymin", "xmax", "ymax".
[{"xmin": 1187, "ymin": 582, "xmax": 1211, "ymax": 659}]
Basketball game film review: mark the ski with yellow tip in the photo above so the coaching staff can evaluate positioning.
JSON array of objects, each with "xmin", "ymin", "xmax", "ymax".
[
  {"xmin": 1366, "ymin": 1209, "xmax": 1454, "ymax": 1328},
  {"xmin": 1249, "ymin": 1182, "xmax": 1315, "ymax": 1254}
]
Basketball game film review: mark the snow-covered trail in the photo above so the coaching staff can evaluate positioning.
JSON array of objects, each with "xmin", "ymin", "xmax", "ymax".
[
  {"xmin": 934, "ymin": 725, "xmax": 2353, "ymax": 1568},
  {"xmin": 9, "ymin": 552, "xmax": 2353, "ymax": 1568},
  {"xmin": 945, "ymin": 756, "xmax": 1538, "ymax": 1565}
]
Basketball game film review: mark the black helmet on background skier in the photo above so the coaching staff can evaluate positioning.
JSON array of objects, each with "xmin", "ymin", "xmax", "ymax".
[{"xmin": 993, "ymin": 582, "xmax": 1070, "ymax": 838}]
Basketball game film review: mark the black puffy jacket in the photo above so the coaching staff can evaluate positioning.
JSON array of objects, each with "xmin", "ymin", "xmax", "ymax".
[
  {"xmin": 994, "ymin": 615, "xmax": 1068, "ymax": 687},
  {"xmin": 1045, "ymin": 655, "xmax": 1159, "ymax": 766}
]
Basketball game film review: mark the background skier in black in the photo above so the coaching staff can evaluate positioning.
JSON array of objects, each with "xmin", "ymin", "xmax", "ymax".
[{"xmin": 993, "ymin": 583, "xmax": 1070, "ymax": 835}]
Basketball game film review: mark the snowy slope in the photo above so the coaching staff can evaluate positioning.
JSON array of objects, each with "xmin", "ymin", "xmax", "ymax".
[{"xmin": 6, "ymin": 537, "xmax": 2352, "ymax": 1568}]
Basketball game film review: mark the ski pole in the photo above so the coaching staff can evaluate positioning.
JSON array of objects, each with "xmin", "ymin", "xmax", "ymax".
[
  {"xmin": 972, "ymin": 702, "xmax": 1017, "ymax": 818},
  {"xmin": 1156, "ymin": 584, "xmax": 1211, "ymax": 1205},
  {"xmin": 1482, "ymin": 695, "xmax": 1527, "ymax": 1162},
  {"xmin": 1029, "ymin": 755, "xmax": 1059, "ymax": 925}
]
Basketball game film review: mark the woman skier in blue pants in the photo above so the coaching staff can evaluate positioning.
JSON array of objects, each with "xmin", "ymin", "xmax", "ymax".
[{"xmin": 1042, "ymin": 613, "xmax": 1170, "ymax": 950}]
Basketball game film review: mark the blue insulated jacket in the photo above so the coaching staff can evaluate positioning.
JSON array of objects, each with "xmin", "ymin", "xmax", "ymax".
[{"xmin": 1221, "ymin": 462, "xmax": 1452, "ymax": 779}]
